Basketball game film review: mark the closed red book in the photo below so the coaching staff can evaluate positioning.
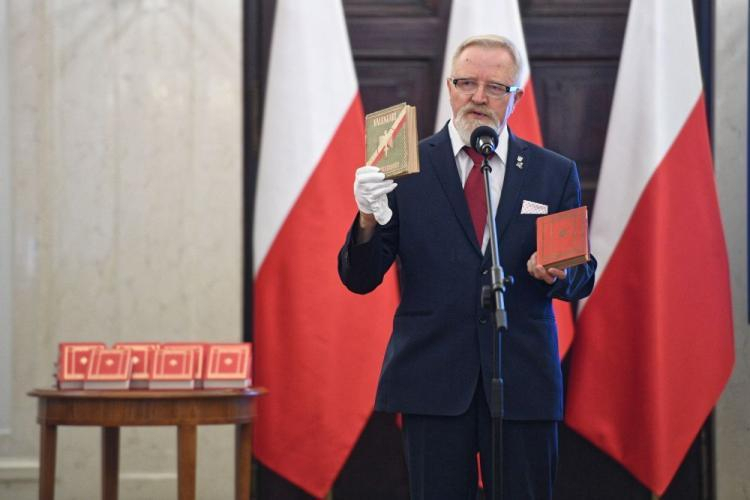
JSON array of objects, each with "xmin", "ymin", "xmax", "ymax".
[
  {"xmin": 113, "ymin": 342, "xmax": 159, "ymax": 389},
  {"xmin": 162, "ymin": 343, "xmax": 206, "ymax": 388},
  {"xmin": 536, "ymin": 206, "xmax": 590, "ymax": 270},
  {"xmin": 57, "ymin": 342, "xmax": 106, "ymax": 389},
  {"xmin": 83, "ymin": 348, "xmax": 132, "ymax": 390},
  {"xmin": 203, "ymin": 343, "xmax": 252, "ymax": 389},
  {"xmin": 149, "ymin": 348, "xmax": 195, "ymax": 390}
]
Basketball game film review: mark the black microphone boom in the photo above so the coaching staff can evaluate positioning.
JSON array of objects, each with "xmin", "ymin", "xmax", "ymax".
[{"xmin": 470, "ymin": 125, "xmax": 499, "ymax": 157}]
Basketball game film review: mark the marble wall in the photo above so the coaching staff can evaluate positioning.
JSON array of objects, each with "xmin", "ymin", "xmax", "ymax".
[
  {"xmin": 714, "ymin": 1, "xmax": 750, "ymax": 499},
  {"xmin": 0, "ymin": 1, "xmax": 242, "ymax": 499}
]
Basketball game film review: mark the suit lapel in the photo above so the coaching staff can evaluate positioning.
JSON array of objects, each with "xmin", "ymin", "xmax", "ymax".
[
  {"xmin": 427, "ymin": 126, "xmax": 482, "ymax": 254},
  {"xmin": 488, "ymin": 132, "xmax": 529, "ymax": 260}
]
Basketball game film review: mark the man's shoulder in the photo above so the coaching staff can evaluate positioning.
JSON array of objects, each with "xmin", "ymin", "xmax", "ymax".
[{"xmin": 418, "ymin": 126, "xmax": 450, "ymax": 150}]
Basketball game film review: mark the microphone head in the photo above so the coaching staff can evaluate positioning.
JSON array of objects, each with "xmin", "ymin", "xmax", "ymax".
[{"xmin": 470, "ymin": 125, "xmax": 499, "ymax": 156}]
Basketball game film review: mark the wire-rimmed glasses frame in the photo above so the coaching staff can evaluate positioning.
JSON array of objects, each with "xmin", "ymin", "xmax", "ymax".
[{"xmin": 450, "ymin": 77, "xmax": 520, "ymax": 99}]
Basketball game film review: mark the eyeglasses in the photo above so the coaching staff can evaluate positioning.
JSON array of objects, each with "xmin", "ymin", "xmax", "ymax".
[{"xmin": 451, "ymin": 78, "xmax": 520, "ymax": 99}]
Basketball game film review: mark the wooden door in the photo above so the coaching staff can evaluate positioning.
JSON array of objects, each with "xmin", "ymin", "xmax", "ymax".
[{"xmin": 244, "ymin": 1, "xmax": 714, "ymax": 498}]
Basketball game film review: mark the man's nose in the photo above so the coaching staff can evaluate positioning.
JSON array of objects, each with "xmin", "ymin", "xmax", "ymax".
[{"xmin": 471, "ymin": 84, "xmax": 488, "ymax": 104}]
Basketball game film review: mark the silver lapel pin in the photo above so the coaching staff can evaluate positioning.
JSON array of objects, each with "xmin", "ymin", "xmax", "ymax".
[{"xmin": 516, "ymin": 155, "xmax": 524, "ymax": 169}]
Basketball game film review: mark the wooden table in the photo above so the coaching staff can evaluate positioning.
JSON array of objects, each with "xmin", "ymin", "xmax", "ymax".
[{"xmin": 29, "ymin": 388, "xmax": 266, "ymax": 500}]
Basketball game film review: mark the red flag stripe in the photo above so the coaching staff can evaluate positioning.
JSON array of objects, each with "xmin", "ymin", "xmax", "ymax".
[
  {"xmin": 254, "ymin": 97, "xmax": 399, "ymax": 497},
  {"xmin": 566, "ymin": 95, "xmax": 734, "ymax": 493}
]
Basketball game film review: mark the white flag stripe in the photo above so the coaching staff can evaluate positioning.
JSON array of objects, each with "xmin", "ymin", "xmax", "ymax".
[
  {"xmin": 254, "ymin": 0, "xmax": 358, "ymax": 274},
  {"xmin": 434, "ymin": 0, "xmax": 531, "ymax": 131},
  {"xmin": 583, "ymin": 0, "xmax": 703, "ymax": 308}
]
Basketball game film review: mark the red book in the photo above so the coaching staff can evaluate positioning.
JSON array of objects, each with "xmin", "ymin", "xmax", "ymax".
[
  {"xmin": 536, "ymin": 206, "xmax": 590, "ymax": 270},
  {"xmin": 113, "ymin": 342, "xmax": 159, "ymax": 389},
  {"xmin": 57, "ymin": 342, "xmax": 106, "ymax": 389},
  {"xmin": 162, "ymin": 343, "xmax": 206, "ymax": 388},
  {"xmin": 203, "ymin": 343, "xmax": 252, "ymax": 389},
  {"xmin": 83, "ymin": 348, "xmax": 132, "ymax": 390},
  {"xmin": 149, "ymin": 348, "xmax": 195, "ymax": 390}
]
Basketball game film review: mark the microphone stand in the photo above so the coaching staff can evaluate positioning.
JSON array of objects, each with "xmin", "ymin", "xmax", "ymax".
[{"xmin": 479, "ymin": 153, "xmax": 513, "ymax": 500}]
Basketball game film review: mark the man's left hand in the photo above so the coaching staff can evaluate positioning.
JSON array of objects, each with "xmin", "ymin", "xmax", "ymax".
[{"xmin": 527, "ymin": 251, "xmax": 567, "ymax": 285}]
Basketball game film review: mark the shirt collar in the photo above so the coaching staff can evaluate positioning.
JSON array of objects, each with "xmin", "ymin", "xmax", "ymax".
[{"xmin": 448, "ymin": 119, "xmax": 509, "ymax": 165}]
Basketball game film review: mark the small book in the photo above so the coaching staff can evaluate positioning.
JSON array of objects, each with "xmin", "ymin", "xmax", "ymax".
[
  {"xmin": 149, "ymin": 348, "xmax": 196, "ymax": 390},
  {"xmin": 83, "ymin": 348, "xmax": 133, "ymax": 390},
  {"xmin": 161, "ymin": 343, "xmax": 206, "ymax": 388},
  {"xmin": 113, "ymin": 342, "xmax": 159, "ymax": 389},
  {"xmin": 57, "ymin": 342, "xmax": 106, "ymax": 389},
  {"xmin": 365, "ymin": 102, "xmax": 420, "ymax": 179},
  {"xmin": 536, "ymin": 206, "xmax": 590, "ymax": 270},
  {"xmin": 203, "ymin": 343, "xmax": 252, "ymax": 389}
]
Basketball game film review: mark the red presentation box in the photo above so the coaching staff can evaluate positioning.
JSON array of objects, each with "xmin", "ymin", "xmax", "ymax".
[
  {"xmin": 57, "ymin": 342, "xmax": 106, "ymax": 389},
  {"xmin": 203, "ymin": 343, "xmax": 253, "ymax": 389},
  {"xmin": 149, "ymin": 348, "xmax": 196, "ymax": 390},
  {"xmin": 83, "ymin": 348, "xmax": 133, "ymax": 390},
  {"xmin": 113, "ymin": 342, "xmax": 159, "ymax": 389}
]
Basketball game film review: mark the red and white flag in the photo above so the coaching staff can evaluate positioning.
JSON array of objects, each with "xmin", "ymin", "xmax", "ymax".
[
  {"xmin": 435, "ymin": 0, "xmax": 576, "ymax": 357},
  {"xmin": 253, "ymin": 1, "xmax": 399, "ymax": 497},
  {"xmin": 565, "ymin": 0, "xmax": 734, "ymax": 494}
]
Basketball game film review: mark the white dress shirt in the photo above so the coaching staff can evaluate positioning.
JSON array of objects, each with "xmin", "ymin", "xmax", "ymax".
[{"xmin": 447, "ymin": 120, "xmax": 507, "ymax": 252}]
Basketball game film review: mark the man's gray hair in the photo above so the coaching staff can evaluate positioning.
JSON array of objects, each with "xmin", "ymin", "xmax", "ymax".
[{"xmin": 450, "ymin": 34, "xmax": 523, "ymax": 85}]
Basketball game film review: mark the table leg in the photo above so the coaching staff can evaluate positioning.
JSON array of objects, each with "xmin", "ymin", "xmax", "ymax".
[
  {"xmin": 177, "ymin": 425, "xmax": 197, "ymax": 500},
  {"xmin": 235, "ymin": 423, "xmax": 252, "ymax": 500},
  {"xmin": 39, "ymin": 424, "xmax": 57, "ymax": 500},
  {"xmin": 102, "ymin": 427, "xmax": 119, "ymax": 500}
]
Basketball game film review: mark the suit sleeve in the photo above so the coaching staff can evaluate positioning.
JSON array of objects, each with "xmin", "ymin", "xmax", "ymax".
[
  {"xmin": 337, "ymin": 193, "xmax": 400, "ymax": 294},
  {"xmin": 546, "ymin": 161, "xmax": 597, "ymax": 301}
]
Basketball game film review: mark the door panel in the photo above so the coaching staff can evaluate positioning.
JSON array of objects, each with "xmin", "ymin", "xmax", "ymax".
[{"xmin": 246, "ymin": 1, "xmax": 713, "ymax": 498}]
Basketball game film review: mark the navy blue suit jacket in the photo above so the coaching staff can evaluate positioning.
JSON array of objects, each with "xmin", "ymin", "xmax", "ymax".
[{"xmin": 338, "ymin": 125, "xmax": 596, "ymax": 420}]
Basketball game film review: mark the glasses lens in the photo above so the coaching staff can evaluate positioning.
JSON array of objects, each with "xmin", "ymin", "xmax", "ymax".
[{"xmin": 455, "ymin": 79, "xmax": 476, "ymax": 93}]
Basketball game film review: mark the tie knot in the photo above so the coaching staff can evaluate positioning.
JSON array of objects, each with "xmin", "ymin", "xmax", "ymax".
[{"xmin": 463, "ymin": 146, "xmax": 491, "ymax": 167}]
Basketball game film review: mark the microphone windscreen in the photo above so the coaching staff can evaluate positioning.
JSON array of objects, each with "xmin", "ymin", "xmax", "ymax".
[{"xmin": 470, "ymin": 126, "xmax": 499, "ymax": 154}]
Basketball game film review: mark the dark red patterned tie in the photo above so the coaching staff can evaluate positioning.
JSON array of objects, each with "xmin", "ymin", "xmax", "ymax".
[{"xmin": 463, "ymin": 147, "xmax": 489, "ymax": 245}]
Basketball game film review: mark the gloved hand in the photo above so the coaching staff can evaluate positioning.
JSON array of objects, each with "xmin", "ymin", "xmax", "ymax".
[{"xmin": 354, "ymin": 166, "xmax": 397, "ymax": 225}]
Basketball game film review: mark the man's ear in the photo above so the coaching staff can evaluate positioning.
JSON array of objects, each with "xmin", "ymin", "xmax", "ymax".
[{"xmin": 507, "ymin": 88, "xmax": 524, "ymax": 115}]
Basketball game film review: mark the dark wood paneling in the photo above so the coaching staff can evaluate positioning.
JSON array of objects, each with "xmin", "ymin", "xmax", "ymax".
[
  {"xmin": 357, "ymin": 61, "xmax": 439, "ymax": 138},
  {"xmin": 532, "ymin": 61, "xmax": 619, "ymax": 209},
  {"xmin": 525, "ymin": 16, "xmax": 627, "ymax": 58},
  {"xmin": 523, "ymin": 0, "xmax": 629, "ymax": 15},
  {"xmin": 246, "ymin": 0, "xmax": 716, "ymax": 498}
]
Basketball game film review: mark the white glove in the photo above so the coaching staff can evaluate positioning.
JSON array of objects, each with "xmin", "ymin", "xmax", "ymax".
[{"xmin": 354, "ymin": 166, "xmax": 397, "ymax": 225}]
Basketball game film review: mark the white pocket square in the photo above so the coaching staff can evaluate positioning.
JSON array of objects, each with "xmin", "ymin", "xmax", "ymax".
[{"xmin": 521, "ymin": 200, "xmax": 548, "ymax": 214}]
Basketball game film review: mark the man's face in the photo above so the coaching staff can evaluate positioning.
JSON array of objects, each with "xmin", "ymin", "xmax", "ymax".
[{"xmin": 448, "ymin": 45, "xmax": 523, "ymax": 144}]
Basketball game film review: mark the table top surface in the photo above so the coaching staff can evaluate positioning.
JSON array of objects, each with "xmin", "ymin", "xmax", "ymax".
[{"xmin": 29, "ymin": 387, "xmax": 267, "ymax": 400}]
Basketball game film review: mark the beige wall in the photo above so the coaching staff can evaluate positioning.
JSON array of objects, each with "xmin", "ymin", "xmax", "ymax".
[
  {"xmin": 0, "ymin": 1, "xmax": 242, "ymax": 499},
  {"xmin": 714, "ymin": 1, "xmax": 750, "ymax": 499}
]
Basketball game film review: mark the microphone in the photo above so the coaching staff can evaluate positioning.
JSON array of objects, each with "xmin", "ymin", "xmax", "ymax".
[{"xmin": 470, "ymin": 125, "xmax": 499, "ymax": 157}]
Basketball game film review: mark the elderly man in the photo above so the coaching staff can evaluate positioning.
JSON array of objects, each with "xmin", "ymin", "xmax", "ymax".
[{"xmin": 338, "ymin": 34, "xmax": 597, "ymax": 499}]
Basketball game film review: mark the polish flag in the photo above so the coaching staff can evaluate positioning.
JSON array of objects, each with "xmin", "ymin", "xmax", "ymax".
[
  {"xmin": 435, "ymin": 0, "xmax": 576, "ymax": 357},
  {"xmin": 253, "ymin": 1, "xmax": 399, "ymax": 497},
  {"xmin": 565, "ymin": 0, "xmax": 734, "ymax": 494}
]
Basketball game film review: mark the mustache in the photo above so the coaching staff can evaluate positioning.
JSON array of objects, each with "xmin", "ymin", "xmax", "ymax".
[{"xmin": 457, "ymin": 104, "xmax": 499, "ymax": 124}]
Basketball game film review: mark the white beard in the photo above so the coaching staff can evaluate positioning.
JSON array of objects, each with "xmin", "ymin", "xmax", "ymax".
[{"xmin": 453, "ymin": 104, "xmax": 500, "ymax": 145}]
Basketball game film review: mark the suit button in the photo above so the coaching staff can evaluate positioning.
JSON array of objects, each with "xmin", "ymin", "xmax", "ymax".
[{"xmin": 479, "ymin": 317, "xmax": 488, "ymax": 325}]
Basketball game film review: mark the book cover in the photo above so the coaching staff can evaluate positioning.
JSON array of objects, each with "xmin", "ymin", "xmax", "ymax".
[
  {"xmin": 365, "ymin": 102, "xmax": 419, "ymax": 179},
  {"xmin": 203, "ymin": 343, "xmax": 252, "ymax": 389},
  {"xmin": 149, "ymin": 348, "xmax": 195, "ymax": 390},
  {"xmin": 84, "ymin": 348, "xmax": 132, "ymax": 390},
  {"xmin": 57, "ymin": 342, "xmax": 106, "ymax": 389},
  {"xmin": 536, "ymin": 206, "xmax": 590, "ymax": 270},
  {"xmin": 113, "ymin": 342, "xmax": 159, "ymax": 389},
  {"xmin": 161, "ymin": 343, "xmax": 205, "ymax": 388}
]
